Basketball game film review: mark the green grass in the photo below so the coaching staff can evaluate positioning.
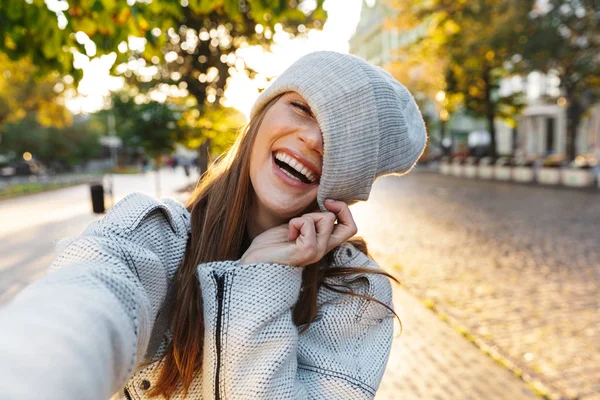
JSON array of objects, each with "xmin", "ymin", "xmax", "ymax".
[
  {"xmin": 0, "ymin": 167, "xmax": 140, "ymax": 201},
  {"xmin": 107, "ymin": 166, "xmax": 142, "ymax": 175},
  {"xmin": 0, "ymin": 182, "xmax": 82, "ymax": 200}
]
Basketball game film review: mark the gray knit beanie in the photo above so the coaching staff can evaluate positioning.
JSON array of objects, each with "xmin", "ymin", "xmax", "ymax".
[{"xmin": 250, "ymin": 51, "xmax": 427, "ymax": 211}]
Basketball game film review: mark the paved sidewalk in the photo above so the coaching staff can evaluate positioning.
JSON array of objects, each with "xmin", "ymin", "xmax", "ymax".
[
  {"xmin": 0, "ymin": 168, "xmax": 197, "ymax": 306},
  {"xmin": 376, "ymin": 283, "xmax": 537, "ymax": 399}
]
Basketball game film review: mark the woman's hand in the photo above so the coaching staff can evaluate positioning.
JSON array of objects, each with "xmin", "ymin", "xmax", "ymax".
[{"xmin": 240, "ymin": 200, "xmax": 358, "ymax": 267}]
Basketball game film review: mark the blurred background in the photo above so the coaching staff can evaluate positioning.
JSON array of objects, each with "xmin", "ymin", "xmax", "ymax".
[{"xmin": 0, "ymin": 0, "xmax": 598, "ymax": 399}]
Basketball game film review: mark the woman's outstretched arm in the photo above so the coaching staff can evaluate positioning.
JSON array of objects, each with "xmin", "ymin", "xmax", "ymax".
[
  {"xmin": 190, "ymin": 243, "xmax": 393, "ymax": 400},
  {"xmin": 0, "ymin": 193, "xmax": 189, "ymax": 399}
]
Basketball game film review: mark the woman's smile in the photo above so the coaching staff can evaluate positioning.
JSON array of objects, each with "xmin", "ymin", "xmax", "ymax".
[{"xmin": 271, "ymin": 148, "xmax": 321, "ymax": 188}]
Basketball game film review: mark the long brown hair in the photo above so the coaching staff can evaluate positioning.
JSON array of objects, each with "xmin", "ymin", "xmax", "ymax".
[{"xmin": 150, "ymin": 94, "xmax": 399, "ymax": 398}]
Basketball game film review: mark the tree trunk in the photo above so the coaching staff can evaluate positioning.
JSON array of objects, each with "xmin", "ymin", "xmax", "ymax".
[
  {"xmin": 196, "ymin": 138, "xmax": 211, "ymax": 177},
  {"xmin": 565, "ymin": 87, "xmax": 583, "ymax": 161},
  {"xmin": 484, "ymin": 66, "xmax": 497, "ymax": 159},
  {"xmin": 440, "ymin": 119, "xmax": 448, "ymax": 156},
  {"xmin": 487, "ymin": 113, "xmax": 497, "ymax": 159}
]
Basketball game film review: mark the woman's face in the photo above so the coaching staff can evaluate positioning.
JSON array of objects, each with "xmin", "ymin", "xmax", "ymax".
[{"xmin": 249, "ymin": 92, "xmax": 323, "ymax": 221}]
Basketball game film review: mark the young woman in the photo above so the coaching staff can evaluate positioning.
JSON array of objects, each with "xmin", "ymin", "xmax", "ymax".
[{"xmin": 0, "ymin": 51, "xmax": 426, "ymax": 399}]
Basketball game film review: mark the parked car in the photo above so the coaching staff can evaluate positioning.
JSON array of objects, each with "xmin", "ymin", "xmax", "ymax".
[
  {"xmin": 0, "ymin": 163, "xmax": 16, "ymax": 177},
  {"xmin": 4, "ymin": 161, "xmax": 42, "ymax": 176}
]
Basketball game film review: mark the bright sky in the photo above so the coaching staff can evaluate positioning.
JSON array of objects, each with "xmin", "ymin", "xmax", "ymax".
[{"xmin": 66, "ymin": 0, "xmax": 370, "ymax": 118}]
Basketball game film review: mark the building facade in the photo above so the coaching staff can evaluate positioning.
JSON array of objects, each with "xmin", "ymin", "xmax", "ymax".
[{"xmin": 510, "ymin": 72, "xmax": 600, "ymax": 159}]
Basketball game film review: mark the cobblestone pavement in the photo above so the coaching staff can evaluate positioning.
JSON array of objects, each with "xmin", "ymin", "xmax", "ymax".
[
  {"xmin": 353, "ymin": 171, "xmax": 600, "ymax": 399},
  {"xmin": 376, "ymin": 283, "xmax": 537, "ymax": 399}
]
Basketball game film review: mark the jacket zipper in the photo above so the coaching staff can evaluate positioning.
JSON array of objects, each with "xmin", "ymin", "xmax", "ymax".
[{"xmin": 214, "ymin": 273, "xmax": 226, "ymax": 400}]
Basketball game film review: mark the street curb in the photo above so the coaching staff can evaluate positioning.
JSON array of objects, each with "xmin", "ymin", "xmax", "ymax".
[
  {"xmin": 414, "ymin": 166, "xmax": 599, "ymax": 194},
  {"xmin": 391, "ymin": 266, "xmax": 572, "ymax": 400}
]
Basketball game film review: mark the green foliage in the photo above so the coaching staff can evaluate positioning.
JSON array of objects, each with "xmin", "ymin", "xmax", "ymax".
[
  {"xmin": 1, "ymin": 0, "xmax": 327, "ymax": 164},
  {"xmin": 387, "ymin": 0, "xmax": 598, "ymax": 159},
  {"xmin": 119, "ymin": 0, "xmax": 326, "ymax": 108},
  {"xmin": 520, "ymin": 0, "xmax": 600, "ymax": 159},
  {"xmin": 91, "ymin": 93, "xmax": 184, "ymax": 158},
  {"xmin": 0, "ymin": 53, "xmax": 72, "ymax": 129},
  {"xmin": 1, "ymin": 0, "xmax": 326, "ymax": 106},
  {"xmin": 0, "ymin": 0, "xmax": 80, "ymax": 80},
  {"xmin": 90, "ymin": 92, "xmax": 246, "ymax": 159},
  {"xmin": 1, "ymin": 114, "xmax": 103, "ymax": 167},
  {"xmin": 521, "ymin": 0, "xmax": 599, "ymax": 95},
  {"xmin": 180, "ymin": 104, "xmax": 247, "ymax": 155},
  {"xmin": 431, "ymin": 0, "xmax": 529, "ymax": 120},
  {"xmin": 386, "ymin": 0, "xmax": 532, "ymax": 157}
]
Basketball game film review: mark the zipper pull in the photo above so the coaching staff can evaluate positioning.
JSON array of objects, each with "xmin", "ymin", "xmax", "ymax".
[{"xmin": 215, "ymin": 274, "xmax": 225, "ymax": 300}]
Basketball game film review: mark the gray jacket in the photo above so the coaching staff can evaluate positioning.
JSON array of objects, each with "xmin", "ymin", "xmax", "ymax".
[{"xmin": 0, "ymin": 193, "xmax": 393, "ymax": 399}]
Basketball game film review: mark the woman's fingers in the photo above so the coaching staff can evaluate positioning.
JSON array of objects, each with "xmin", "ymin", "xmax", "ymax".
[
  {"xmin": 289, "ymin": 216, "xmax": 316, "ymax": 246},
  {"xmin": 323, "ymin": 200, "xmax": 358, "ymax": 249},
  {"xmin": 289, "ymin": 213, "xmax": 335, "ymax": 264},
  {"xmin": 308, "ymin": 212, "xmax": 336, "ymax": 253},
  {"xmin": 288, "ymin": 218, "xmax": 301, "ymax": 241},
  {"xmin": 288, "ymin": 204, "xmax": 355, "ymax": 265},
  {"xmin": 297, "ymin": 216, "xmax": 320, "ymax": 262}
]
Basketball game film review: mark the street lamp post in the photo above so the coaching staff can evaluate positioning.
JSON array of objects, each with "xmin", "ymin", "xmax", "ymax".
[{"xmin": 436, "ymin": 90, "xmax": 452, "ymax": 157}]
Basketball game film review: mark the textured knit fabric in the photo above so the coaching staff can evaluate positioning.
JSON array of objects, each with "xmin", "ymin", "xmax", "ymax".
[
  {"xmin": 0, "ymin": 193, "xmax": 394, "ymax": 399},
  {"xmin": 250, "ymin": 51, "xmax": 428, "ymax": 210}
]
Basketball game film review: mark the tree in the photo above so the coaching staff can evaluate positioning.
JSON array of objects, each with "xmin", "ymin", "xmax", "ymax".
[
  {"xmin": 385, "ymin": 0, "xmax": 531, "ymax": 158},
  {"xmin": 0, "ymin": 0, "xmax": 79, "ymax": 80},
  {"xmin": 521, "ymin": 0, "xmax": 600, "ymax": 160},
  {"xmin": 121, "ymin": 1, "xmax": 325, "ymax": 107},
  {"xmin": 1, "ymin": 114, "xmax": 103, "ymax": 169},
  {"xmin": 1, "ymin": 0, "xmax": 326, "ymax": 105},
  {"xmin": 178, "ymin": 103, "xmax": 246, "ymax": 172},
  {"xmin": 2, "ymin": 0, "xmax": 327, "ymax": 166},
  {"xmin": 91, "ymin": 92, "xmax": 186, "ymax": 162},
  {"xmin": 0, "ymin": 53, "xmax": 71, "ymax": 131},
  {"xmin": 90, "ymin": 91, "xmax": 246, "ymax": 173},
  {"xmin": 385, "ymin": 20, "xmax": 463, "ymax": 154}
]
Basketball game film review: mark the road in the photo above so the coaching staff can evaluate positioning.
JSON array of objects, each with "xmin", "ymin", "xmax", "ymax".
[{"xmin": 357, "ymin": 171, "xmax": 600, "ymax": 399}]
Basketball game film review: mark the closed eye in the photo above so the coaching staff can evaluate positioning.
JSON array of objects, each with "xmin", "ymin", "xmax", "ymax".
[{"xmin": 290, "ymin": 101, "xmax": 314, "ymax": 118}]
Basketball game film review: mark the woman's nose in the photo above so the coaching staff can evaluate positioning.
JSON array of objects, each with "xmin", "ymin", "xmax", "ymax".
[{"xmin": 298, "ymin": 126, "xmax": 323, "ymax": 155}]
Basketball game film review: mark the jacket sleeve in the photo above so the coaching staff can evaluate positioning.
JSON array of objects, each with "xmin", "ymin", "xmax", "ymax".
[
  {"xmin": 197, "ymin": 244, "xmax": 394, "ymax": 399},
  {"xmin": 0, "ymin": 193, "xmax": 189, "ymax": 400}
]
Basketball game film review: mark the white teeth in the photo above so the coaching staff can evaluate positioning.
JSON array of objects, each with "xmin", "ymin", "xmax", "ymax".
[
  {"xmin": 281, "ymin": 168, "xmax": 300, "ymax": 181},
  {"xmin": 274, "ymin": 151, "xmax": 318, "ymax": 183},
  {"xmin": 288, "ymin": 158, "xmax": 299, "ymax": 170}
]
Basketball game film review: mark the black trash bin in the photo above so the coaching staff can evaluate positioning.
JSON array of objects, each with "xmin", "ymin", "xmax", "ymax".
[{"xmin": 90, "ymin": 184, "xmax": 105, "ymax": 214}]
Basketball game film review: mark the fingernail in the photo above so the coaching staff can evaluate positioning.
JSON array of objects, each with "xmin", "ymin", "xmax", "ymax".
[{"xmin": 325, "ymin": 199, "xmax": 334, "ymax": 203}]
